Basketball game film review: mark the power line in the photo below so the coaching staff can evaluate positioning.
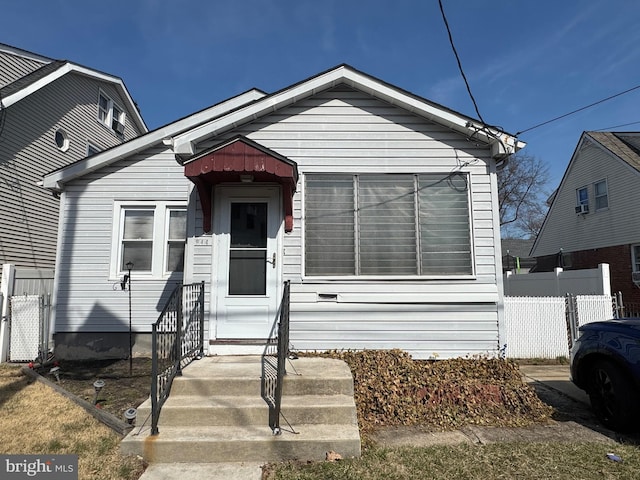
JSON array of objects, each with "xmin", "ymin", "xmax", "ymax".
[
  {"xmin": 594, "ymin": 120, "xmax": 640, "ymax": 131},
  {"xmin": 516, "ymin": 83, "xmax": 640, "ymax": 136},
  {"xmin": 438, "ymin": 0, "xmax": 486, "ymax": 125}
]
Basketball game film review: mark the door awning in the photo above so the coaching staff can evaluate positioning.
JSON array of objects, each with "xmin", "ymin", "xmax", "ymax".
[{"xmin": 183, "ymin": 136, "xmax": 298, "ymax": 233}]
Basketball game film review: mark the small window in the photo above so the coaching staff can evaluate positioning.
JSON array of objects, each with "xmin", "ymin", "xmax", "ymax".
[
  {"xmin": 87, "ymin": 143, "xmax": 101, "ymax": 157},
  {"xmin": 632, "ymin": 244, "xmax": 640, "ymax": 273},
  {"xmin": 576, "ymin": 187, "xmax": 588, "ymax": 207},
  {"xmin": 55, "ymin": 129, "xmax": 69, "ymax": 152},
  {"xmin": 166, "ymin": 209, "xmax": 187, "ymax": 272},
  {"xmin": 97, "ymin": 89, "xmax": 126, "ymax": 136},
  {"xmin": 121, "ymin": 209, "xmax": 155, "ymax": 272},
  {"xmin": 594, "ymin": 179, "xmax": 608, "ymax": 210}
]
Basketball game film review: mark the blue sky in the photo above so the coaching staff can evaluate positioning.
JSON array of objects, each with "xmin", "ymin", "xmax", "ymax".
[{"xmin": 4, "ymin": 0, "xmax": 640, "ymax": 188}]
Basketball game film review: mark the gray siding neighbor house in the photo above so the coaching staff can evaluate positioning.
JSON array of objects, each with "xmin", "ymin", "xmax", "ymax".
[
  {"xmin": 42, "ymin": 65, "xmax": 524, "ymax": 360},
  {"xmin": 0, "ymin": 43, "xmax": 147, "ymax": 274},
  {"xmin": 530, "ymin": 131, "xmax": 640, "ymax": 303}
]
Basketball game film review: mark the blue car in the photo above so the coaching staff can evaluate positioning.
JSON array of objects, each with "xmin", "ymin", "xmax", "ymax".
[{"xmin": 570, "ymin": 318, "xmax": 640, "ymax": 432}]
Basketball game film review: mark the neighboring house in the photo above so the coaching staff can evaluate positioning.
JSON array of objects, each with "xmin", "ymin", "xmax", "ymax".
[
  {"xmin": 501, "ymin": 238, "xmax": 536, "ymax": 273},
  {"xmin": 0, "ymin": 43, "xmax": 147, "ymax": 275},
  {"xmin": 42, "ymin": 64, "xmax": 523, "ymax": 360},
  {"xmin": 530, "ymin": 131, "xmax": 640, "ymax": 303}
]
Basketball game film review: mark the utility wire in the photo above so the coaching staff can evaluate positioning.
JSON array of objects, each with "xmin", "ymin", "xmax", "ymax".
[
  {"xmin": 515, "ymin": 83, "xmax": 640, "ymax": 136},
  {"xmin": 438, "ymin": 0, "xmax": 486, "ymax": 126},
  {"xmin": 594, "ymin": 120, "xmax": 640, "ymax": 131}
]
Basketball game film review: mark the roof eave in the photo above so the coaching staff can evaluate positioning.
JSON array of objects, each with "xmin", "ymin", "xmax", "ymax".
[
  {"xmin": 173, "ymin": 65, "xmax": 523, "ymax": 158},
  {"xmin": 2, "ymin": 62, "xmax": 148, "ymax": 133}
]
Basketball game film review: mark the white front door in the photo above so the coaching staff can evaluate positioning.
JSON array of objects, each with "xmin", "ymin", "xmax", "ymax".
[{"xmin": 213, "ymin": 186, "xmax": 281, "ymax": 339}]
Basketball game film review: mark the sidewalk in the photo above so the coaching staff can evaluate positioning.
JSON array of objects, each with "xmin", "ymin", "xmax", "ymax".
[{"xmin": 519, "ymin": 364, "xmax": 590, "ymax": 405}]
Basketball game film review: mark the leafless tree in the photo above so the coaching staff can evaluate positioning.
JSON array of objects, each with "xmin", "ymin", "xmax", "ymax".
[{"xmin": 497, "ymin": 153, "xmax": 551, "ymax": 238}]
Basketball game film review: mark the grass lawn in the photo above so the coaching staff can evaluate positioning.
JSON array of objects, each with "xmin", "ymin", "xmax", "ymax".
[
  {"xmin": 0, "ymin": 363, "xmax": 145, "ymax": 480},
  {"xmin": 265, "ymin": 442, "xmax": 640, "ymax": 479}
]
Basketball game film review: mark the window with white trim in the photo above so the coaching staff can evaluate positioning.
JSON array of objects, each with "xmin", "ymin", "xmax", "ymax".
[
  {"xmin": 576, "ymin": 186, "xmax": 589, "ymax": 208},
  {"xmin": 304, "ymin": 173, "xmax": 473, "ymax": 276},
  {"xmin": 112, "ymin": 202, "xmax": 186, "ymax": 277},
  {"xmin": 632, "ymin": 244, "xmax": 640, "ymax": 273},
  {"xmin": 87, "ymin": 143, "xmax": 101, "ymax": 157},
  {"xmin": 97, "ymin": 90, "xmax": 126, "ymax": 136},
  {"xmin": 594, "ymin": 179, "xmax": 608, "ymax": 210}
]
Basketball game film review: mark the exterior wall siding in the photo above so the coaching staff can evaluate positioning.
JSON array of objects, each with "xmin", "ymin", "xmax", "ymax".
[
  {"xmin": 53, "ymin": 86, "xmax": 504, "ymax": 360},
  {"xmin": 0, "ymin": 73, "xmax": 145, "ymax": 271},
  {"xmin": 196, "ymin": 88, "xmax": 502, "ymax": 359},
  {"xmin": 52, "ymin": 146, "xmax": 192, "ymax": 336},
  {"xmin": 0, "ymin": 51, "xmax": 46, "ymax": 87}
]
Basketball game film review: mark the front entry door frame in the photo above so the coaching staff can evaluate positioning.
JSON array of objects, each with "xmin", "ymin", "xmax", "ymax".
[{"xmin": 211, "ymin": 185, "xmax": 282, "ymax": 343}]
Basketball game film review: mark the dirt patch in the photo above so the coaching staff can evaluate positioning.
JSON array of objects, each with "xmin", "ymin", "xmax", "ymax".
[{"xmin": 32, "ymin": 358, "xmax": 152, "ymax": 421}]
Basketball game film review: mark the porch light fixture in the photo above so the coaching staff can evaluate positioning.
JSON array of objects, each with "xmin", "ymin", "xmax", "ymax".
[
  {"xmin": 93, "ymin": 379, "xmax": 105, "ymax": 405},
  {"xmin": 239, "ymin": 174, "xmax": 254, "ymax": 183}
]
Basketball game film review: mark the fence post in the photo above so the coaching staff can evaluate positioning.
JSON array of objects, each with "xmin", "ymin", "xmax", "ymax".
[{"xmin": 565, "ymin": 293, "xmax": 578, "ymax": 351}]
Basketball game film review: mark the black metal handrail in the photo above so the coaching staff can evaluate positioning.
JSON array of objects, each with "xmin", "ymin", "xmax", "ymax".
[
  {"xmin": 151, "ymin": 281, "xmax": 205, "ymax": 435},
  {"xmin": 261, "ymin": 280, "xmax": 291, "ymax": 434}
]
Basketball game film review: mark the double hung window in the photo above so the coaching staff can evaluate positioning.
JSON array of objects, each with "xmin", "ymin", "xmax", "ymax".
[
  {"xmin": 594, "ymin": 180, "xmax": 608, "ymax": 210},
  {"xmin": 305, "ymin": 173, "xmax": 472, "ymax": 276},
  {"xmin": 97, "ymin": 90, "xmax": 126, "ymax": 136},
  {"xmin": 112, "ymin": 202, "xmax": 186, "ymax": 277}
]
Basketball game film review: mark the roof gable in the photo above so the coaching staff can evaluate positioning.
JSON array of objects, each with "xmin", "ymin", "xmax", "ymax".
[
  {"xmin": 0, "ymin": 43, "xmax": 146, "ymax": 133},
  {"xmin": 171, "ymin": 64, "xmax": 523, "ymax": 159},
  {"xmin": 530, "ymin": 130, "xmax": 640, "ymax": 257},
  {"xmin": 43, "ymin": 65, "xmax": 524, "ymax": 192}
]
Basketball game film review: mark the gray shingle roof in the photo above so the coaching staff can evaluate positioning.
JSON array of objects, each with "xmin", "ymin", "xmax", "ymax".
[
  {"xmin": 586, "ymin": 131, "xmax": 640, "ymax": 173},
  {"xmin": 0, "ymin": 60, "xmax": 66, "ymax": 97}
]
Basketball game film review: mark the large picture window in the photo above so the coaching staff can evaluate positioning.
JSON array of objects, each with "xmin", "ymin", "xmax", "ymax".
[{"xmin": 305, "ymin": 173, "xmax": 472, "ymax": 276}]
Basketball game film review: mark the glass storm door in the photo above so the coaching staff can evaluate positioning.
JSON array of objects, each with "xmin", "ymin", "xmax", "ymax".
[{"xmin": 214, "ymin": 187, "xmax": 280, "ymax": 339}]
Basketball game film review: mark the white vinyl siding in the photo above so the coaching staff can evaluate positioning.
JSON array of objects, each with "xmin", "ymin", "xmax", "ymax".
[
  {"xmin": 199, "ymin": 88, "xmax": 500, "ymax": 358},
  {"xmin": 0, "ymin": 50, "xmax": 47, "ymax": 87},
  {"xmin": 0, "ymin": 72, "xmax": 144, "ymax": 271},
  {"xmin": 53, "ymin": 146, "xmax": 192, "ymax": 333}
]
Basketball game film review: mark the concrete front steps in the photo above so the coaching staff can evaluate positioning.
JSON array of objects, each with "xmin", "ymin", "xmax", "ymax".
[{"xmin": 121, "ymin": 356, "xmax": 361, "ymax": 464}]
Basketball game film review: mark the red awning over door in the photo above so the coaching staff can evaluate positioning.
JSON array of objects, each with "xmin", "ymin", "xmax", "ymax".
[{"xmin": 184, "ymin": 136, "xmax": 298, "ymax": 233}]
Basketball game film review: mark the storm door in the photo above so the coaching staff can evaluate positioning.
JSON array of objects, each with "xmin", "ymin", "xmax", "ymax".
[{"xmin": 214, "ymin": 187, "xmax": 280, "ymax": 339}]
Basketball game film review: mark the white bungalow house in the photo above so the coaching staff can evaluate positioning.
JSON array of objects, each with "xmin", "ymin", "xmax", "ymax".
[{"xmin": 42, "ymin": 65, "xmax": 523, "ymax": 360}]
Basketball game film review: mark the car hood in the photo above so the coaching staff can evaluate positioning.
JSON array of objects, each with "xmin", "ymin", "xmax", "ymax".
[{"xmin": 579, "ymin": 318, "xmax": 640, "ymax": 337}]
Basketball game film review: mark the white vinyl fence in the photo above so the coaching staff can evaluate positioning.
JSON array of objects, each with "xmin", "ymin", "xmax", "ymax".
[{"xmin": 503, "ymin": 294, "xmax": 615, "ymax": 359}]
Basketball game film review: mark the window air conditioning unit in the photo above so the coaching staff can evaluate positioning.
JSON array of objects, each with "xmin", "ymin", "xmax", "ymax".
[
  {"xmin": 113, "ymin": 120, "xmax": 125, "ymax": 135},
  {"xmin": 575, "ymin": 204, "xmax": 589, "ymax": 214},
  {"xmin": 632, "ymin": 271, "xmax": 640, "ymax": 287}
]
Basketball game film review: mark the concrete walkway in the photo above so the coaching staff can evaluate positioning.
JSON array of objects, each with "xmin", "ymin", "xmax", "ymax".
[{"xmin": 519, "ymin": 364, "xmax": 590, "ymax": 405}]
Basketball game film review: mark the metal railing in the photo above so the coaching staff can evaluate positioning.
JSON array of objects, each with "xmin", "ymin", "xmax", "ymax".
[
  {"xmin": 151, "ymin": 281, "xmax": 205, "ymax": 435},
  {"xmin": 261, "ymin": 281, "xmax": 291, "ymax": 434}
]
